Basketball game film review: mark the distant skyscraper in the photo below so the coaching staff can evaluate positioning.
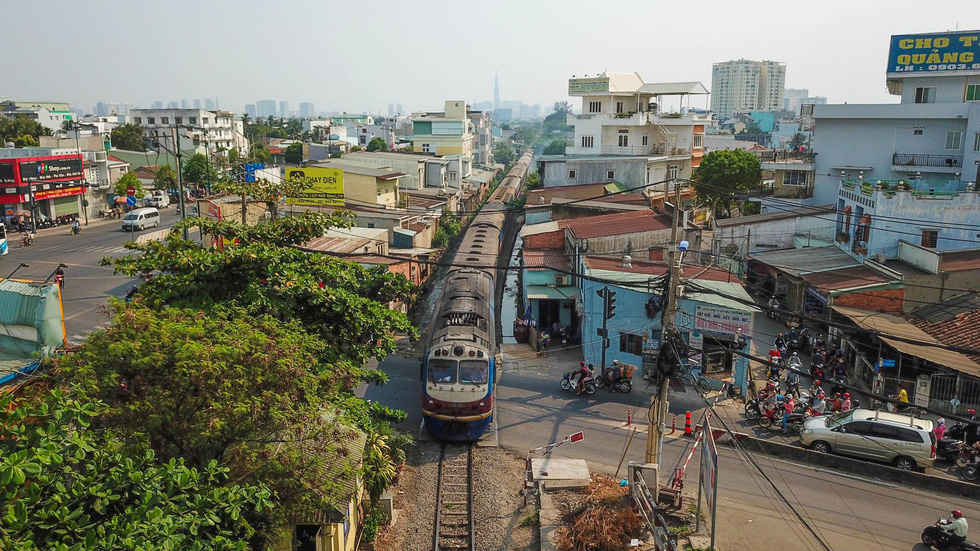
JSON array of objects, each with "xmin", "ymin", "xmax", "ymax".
[
  {"xmin": 256, "ymin": 100, "xmax": 276, "ymax": 118},
  {"xmin": 396, "ymin": 104, "xmax": 403, "ymax": 115},
  {"xmin": 279, "ymin": 101, "xmax": 289, "ymax": 118},
  {"xmin": 180, "ymin": 99, "xmax": 190, "ymax": 109},
  {"xmin": 95, "ymin": 102, "xmax": 109, "ymax": 116},
  {"xmin": 388, "ymin": 104, "xmax": 395, "ymax": 117},
  {"xmin": 245, "ymin": 104, "xmax": 257, "ymax": 118},
  {"xmin": 299, "ymin": 102, "xmax": 315, "ymax": 118},
  {"xmin": 167, "ymin": 101, "xmax": 179, "ymax": 109},
  {"xmin": 204, "ymin": 98, "xmax": 217, "ymax": 111},
  {"xmin": 711, "ymin": 59, "xmax": 786, "ymax": 118},
  {"xmin": 151, "ymin": 101, "xmax": 163, "ymax": 109},
  {"xmin": 193, "ymin": 99, "xmax": 202, "ymax": 109},
  {"xmin": 494, "ymin": 72, "xmax": 500, "ymax": 111}
]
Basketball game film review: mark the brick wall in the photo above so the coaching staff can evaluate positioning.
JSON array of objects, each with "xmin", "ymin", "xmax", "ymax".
[
  {"xmin": 833, "ymin": 288, "xmax": 904, "ymax": 313},
  {"xmin": 524, "ymin": 229, "xmax": 565, "ymax": 249}
]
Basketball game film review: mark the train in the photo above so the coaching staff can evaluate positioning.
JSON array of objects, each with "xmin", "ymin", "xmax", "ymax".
[{"xmin": 422, "ymin": 149, "xmax": 534, "ymax": 442}]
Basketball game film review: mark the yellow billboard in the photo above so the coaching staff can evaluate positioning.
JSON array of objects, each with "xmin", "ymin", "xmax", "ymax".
[{"xmin": 285, "ymin": 167, "xmax": 345, "ymax": 206}]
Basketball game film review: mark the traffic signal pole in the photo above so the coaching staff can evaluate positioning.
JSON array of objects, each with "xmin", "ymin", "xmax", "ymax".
[
  {"xmin": 600, "ymin": 286, "xmax": 609, "ymax": 370},
  {"xmin": 646, "ymin": 179, "xmax": 683, "ymax": 466}
]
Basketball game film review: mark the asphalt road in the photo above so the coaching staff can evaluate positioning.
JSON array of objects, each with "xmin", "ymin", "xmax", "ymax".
[{"xmin": 2, "ymin": 212, "xmax": 181, "ymax": 342}]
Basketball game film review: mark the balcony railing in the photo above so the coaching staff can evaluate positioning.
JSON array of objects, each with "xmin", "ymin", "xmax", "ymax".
[
  {"xmin": 755, "ymin": 150, "xmax": 815, "ymax": 163},
  {"xmin": 892, "ymin": 153, "xmax": 963, "ymax": 168},
  {"xmin": 598, "ymin": 144, "xmax": 691, "ymax": 156},
  {"xmin": 774, "ymin": 185, "xmax": 813, "ymax": 199}
]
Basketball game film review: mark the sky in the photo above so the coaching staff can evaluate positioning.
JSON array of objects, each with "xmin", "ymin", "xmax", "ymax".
[{"xmin": 0, "ymin": 0, "xmax": 976, "ymax": 115}]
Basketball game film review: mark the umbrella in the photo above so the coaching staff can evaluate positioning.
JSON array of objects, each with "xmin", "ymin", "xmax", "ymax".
[
  {"xmin": 12, "ymin": 210, "xmax": 31, "ymax": 217},
  {"xmin": 114, "ymin": 197, "xmax": 129, "ymax": 204}
]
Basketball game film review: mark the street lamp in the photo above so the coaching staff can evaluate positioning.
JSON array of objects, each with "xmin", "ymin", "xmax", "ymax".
[
  {"xmin": 70, "ymin": 121, "xmax": 90, "ymax": 226},
  {"xmin": 5, "ymin": 262, "xmax": 29, "ymax": 279}
]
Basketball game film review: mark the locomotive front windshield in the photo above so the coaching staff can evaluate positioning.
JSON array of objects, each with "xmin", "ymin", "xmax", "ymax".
[
  {"xmin": 429, "ymin": 359, "xmax": 457, "ymax": 384},
  {"xmin": 459, "ymin": 360, "xmax": 489, "ymax": 384}
]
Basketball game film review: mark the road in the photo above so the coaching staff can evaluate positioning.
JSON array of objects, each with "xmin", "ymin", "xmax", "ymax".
[
  {"xmin": 363, "ymin": 354, "xmax": 979, "ymax": 551},
  {"xmin": 2, "ymin": 212, "xmax": 181, "ymax": 343}
]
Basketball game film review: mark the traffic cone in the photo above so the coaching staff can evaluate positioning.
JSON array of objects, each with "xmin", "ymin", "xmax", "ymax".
[{"xmin": 684, "ymin": 411, "xmax": 693, "ymax": 436}]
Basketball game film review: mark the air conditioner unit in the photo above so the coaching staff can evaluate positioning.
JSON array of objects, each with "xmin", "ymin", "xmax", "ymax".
[
  {"xmin": 575, "ymin": 304, "xmax": 584, "ymax": 316},
  {"xmin": 554, "ymin": 275, "xmax": 570, "ymax": 286},
  {"xmin": 873, "ymin": 253, "xmax": 886, "ymax": 263}
]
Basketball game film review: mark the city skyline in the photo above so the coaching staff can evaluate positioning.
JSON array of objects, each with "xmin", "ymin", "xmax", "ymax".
[{"xmin": 2, "ymin": 0, "xmax": 974, "ymax": 117}]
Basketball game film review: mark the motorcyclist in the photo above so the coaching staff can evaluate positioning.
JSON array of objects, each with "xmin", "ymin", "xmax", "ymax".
[
  {"xmin": 608, "ymin": 360, "xmax": 623, "ymax": 390},
  {"xmin": 942, "ymin": 509, "xmax": 969, "ymax": 544},
  {"xmin": 787, "ymin": 351, "xmax": 803, "ymax": 370},
  {"xmin": 809, "ymin": 380, "xmax": 824, "ymax": 397},
  {"xmin": 54, "ymin": 266, "xmax": 66, "ymax": 287},
  {"xmin": 841, "ymin": 392, "xmax": 852, "ymax": 412},
  {"xmin": 768, "ymin": 296, "xmax": 780, "ymax": 314},
  {"xmin": 573, "ymin": 361, "xmax": 588, "ymax": 392},
  {"xmin": 782, "ymin": 395, "xmax": 795, "ymax": 434},
  {"xmin": 934, "ymin": 418, "xmax": 947, "ymax": 441},
  {"xmin": 774, "ymin": 333, "xmax": 786, "ymax": 351},
  {"xmin": 829, "ymin": 393, "xmax": 843, "ymax": 412},
  {"xmin": 787, "ymin": 327, "xmax": 799, "ymax": 343},
  {"xmin": 809, "ymin": 393, "xmax": 826, "ymax": 415},
  {"xmin": 71, "ymin": 218, "xmax": 80, "ymax": 234},
  {"xmin": 785, "ymin": 369, "xmax": 801, "ymax": 398},
  {"xmin": 967, "ymin": 409, "xmax": 979, "ymax": 445},
  {"xmin": 832, "ymin": 359, "xmax": 848, "ymax": 380}
]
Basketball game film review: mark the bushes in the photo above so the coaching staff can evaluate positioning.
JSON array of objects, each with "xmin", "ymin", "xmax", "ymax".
[{"xmin": 361, "ymin": 506, "xmax": 388, "ymax": 542}]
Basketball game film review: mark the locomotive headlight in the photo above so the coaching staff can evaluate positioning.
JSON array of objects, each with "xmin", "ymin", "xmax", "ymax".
[
  {"xmin": 428, "ymin": 399, "xmax": 434, "ymax": 404},
  {"xmin": 468, "ymin": 350, "xmax": 476, "ymax": 357},
  {"xmin": 479, "ymin": 402, "xmax": 485, "ymax": 406}
]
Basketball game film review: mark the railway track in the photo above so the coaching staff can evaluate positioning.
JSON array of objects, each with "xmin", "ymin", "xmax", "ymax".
[{"xmin": 433, "ymin": 444, "xmax": 475, "ymax": 551}]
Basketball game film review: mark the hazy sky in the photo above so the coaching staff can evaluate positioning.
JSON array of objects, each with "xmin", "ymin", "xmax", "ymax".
[{"xmin": 1, "ymin": 0, "xmax": 976, "ymax": 115}]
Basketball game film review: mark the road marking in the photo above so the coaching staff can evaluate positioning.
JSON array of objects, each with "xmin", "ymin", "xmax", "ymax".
[{"xmin": 812, "ymin": 467, "xmax": 900, "ymax": 489}]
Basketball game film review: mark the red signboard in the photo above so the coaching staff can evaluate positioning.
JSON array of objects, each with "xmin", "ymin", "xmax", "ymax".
[
  {"xmin": 33, "ymin": 187, "xmax": 84, "ymax": 201},
  {"xmin": 126, "ymin": 185, "xmax": 136, "ymax": 196},
  {"xmin": 568, "ymin": 431, "xmax": 585, "ymax": 443}
]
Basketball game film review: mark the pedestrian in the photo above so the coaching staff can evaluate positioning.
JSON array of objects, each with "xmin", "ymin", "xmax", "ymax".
[{"xmin": 782, "ymin": 395, "xmax": 795, "ymax": 434}]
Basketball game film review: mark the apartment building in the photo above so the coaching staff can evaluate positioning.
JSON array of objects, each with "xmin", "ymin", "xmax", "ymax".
[
  {"xmin": 130, "ymin": 108, "xmax": 248, "ymax": 157},
  {"xmin": 0, "ymin": 100, "xmax": 75, "ymax": 133},
  {"xmin": 411, "ymin": 101, "xmax": 475, "ymax": 158},
  {"xmin": 710, "ymin": 59, "xmax": 786, "ymax": 119}
]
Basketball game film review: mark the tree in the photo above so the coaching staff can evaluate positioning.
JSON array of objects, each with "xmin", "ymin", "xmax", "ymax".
[
  {"xmin": 111, "ymin": 123, "xmax": 147, "ymax": 151},
  {"xmin": 543, "ymin": 101, "xmax": 573, "ymax": 134},
  {"xmin": 212, "ymin": 167, "xmax": 310, "ymax": 221},
  {"xmin": 366, "ymin": 137, "xmax": 387, "ymax": 152},
  {"xmin": 154, "ymin": 164, "xmax": 178, "ymax": 192},
  {"xmin": 13, "ymin": 134, "xmax": 38, "ymax": 148},
  {"xmin": 182, "ymin": 152, "xmax": 217, "ymax": 187},
  {"xmin": 492, "ymin": 142, "xmax": 516, "ymax": 168},
  {"xmin": 543, "ymin": 139, "xmax": 569, "ymax": 156},
  {"xmin": 284, "ymin": 142, "xmax": 303, "ymax": 164},
  {"xmin": 692, "ymin": 149, "xmax": 762, "ymax": 217},
  {"xmin": 114, "ymin": 171, "xmax": 143, "ymax": 198},
  {"xmin": 789, "ymin": 132, "xmax": 807, "ymax": 150},
  {"xmin": 228, "ymin": 147, "xmax": 240, "ymax": 164},
  {"xmin": 0, "ymin": 115, "xmax": 50, "ymax": 144},
  {"xmin": 0, "ymin": 388, "xmax": 273, "ymax": 550},
  {"xmin": 513, "ymin": 126, "xmax": 536, "ymax": 145}
]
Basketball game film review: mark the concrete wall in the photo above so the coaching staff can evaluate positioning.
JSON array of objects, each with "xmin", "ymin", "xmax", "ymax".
[
  {"xmin": 542, "ymin": 158, "xmax": 647, "ymax": 188},
  {"xmin": 341, "ymin": 152, "xmax": 426, "ymax": 190},
  {"xmin": 712, "ymin": 214, "xmax": 835, "ymax": 258}
]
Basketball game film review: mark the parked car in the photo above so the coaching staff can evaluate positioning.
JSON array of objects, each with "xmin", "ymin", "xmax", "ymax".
[
  {"xmin": 122, "ymin": 207, "xmax": 161, "ymax": 232},
  {"xmin": 143, "ymin": 190, "xmax": 170, "ymax": 209},
  {"xmin": 800, "ymin": 408, "xmax": 936, "ymax": 471}
]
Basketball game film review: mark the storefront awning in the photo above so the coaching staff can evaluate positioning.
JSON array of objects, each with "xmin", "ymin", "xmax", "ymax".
[
  {"xmin": 526, "ymin": 284, "xmax": 581, "ymax": 301},
  {"xmin": 833, "ymin": 305, "xmax": 980, "ymax": 378}
]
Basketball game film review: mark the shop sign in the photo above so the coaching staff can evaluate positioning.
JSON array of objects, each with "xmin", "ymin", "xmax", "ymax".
[
  {"xmin": 19, "ymin": 157, "xmax": 84, "ymax": 182},
  {"xmin": 34, "ymin": 186, "xmax": 84, "ymax": 200},
  {"xmin": 0, "ymin": 163, "xmax": 15, "ymax": 184},
  {"xmin": 694, "ymin": 304, "xmax": 752, "ymax": 337},
  {"xmin": 806, "ymin": 286, "xmax": 829, "ymax": 305}
]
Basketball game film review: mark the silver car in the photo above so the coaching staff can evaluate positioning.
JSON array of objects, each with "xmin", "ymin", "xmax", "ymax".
[{"xmin": 800, "ymin": 408, "xmax": 936, "ymax": 470}]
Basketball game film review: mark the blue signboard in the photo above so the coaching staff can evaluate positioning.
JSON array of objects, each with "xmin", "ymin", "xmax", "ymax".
[
  {"xmin": 881, "ymin": 359, "xmax": 896, "ymax": 368},
  {"xmin": 887, "ymin": 31, "xmax": 980, "ymax": 76},
  {"xmin": 244, "ymin": 163, "xmax": 265, "ymax": 173},
  {"xmin": 126, "ymin": 195, "xmax": 136, "ymax": 206}
]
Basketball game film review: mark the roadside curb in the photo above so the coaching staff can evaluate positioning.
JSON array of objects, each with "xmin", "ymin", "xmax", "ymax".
[{"xmin": 715, "ymin": 431, "xmax": 978, "ymax": 498}]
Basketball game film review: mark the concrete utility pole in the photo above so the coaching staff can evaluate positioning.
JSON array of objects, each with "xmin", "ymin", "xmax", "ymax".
[
  {"xmin": 172, "ymin": 125, "xmax": 189, "ymax": 240},
  {"xmin": 646, "ymin": 179, "xmax": 683, "ymax": 465}
]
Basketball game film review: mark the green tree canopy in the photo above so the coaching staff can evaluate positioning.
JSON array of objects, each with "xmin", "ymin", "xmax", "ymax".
[
  {"xmin": 543, "ymin": 101, "xmax": 573, "ymax": 134},
  {"xmin": 543, "ymin": 139, "xmax": 569, "ymax": 156},
  {"xmin": 182, "ymin": 153, "xmax": 217, "ymax": 186},
  {"xmin": 154, "ymin": 164, "xmax": 178, "ymax": 192},
  {"xmin": 228, "ymin": 147, "xmax": 240, "ymax": 164},
  {"xmin": 492, "ymin": 142, "xmax": 516, "ymax": 168},
  {"xmin": 0, "ymin": 115, "xmax": 50, "ymax": 144},
  {"xmin": 12, "ymin": 135, "xmax": 38, "ymax": 148},
  {"xmin": 0, "ymin": 388, "xmax": 272, "ymax": 550},
  {"xmin": 692, "ymin": 149, "xmax": 762, "ymax": 217},
  {"xmin": 789, "ymin": 132, "xmax": 807, "ymax": 150},
  {"xmin": 113, "ymin": 171, "xmax": 143, "ymax": 199},
  {"xmin": 110, "ymin": 123, "xmax": 147, "ymax": 151},
  {"xmin": 513, "ymin": 126, "xmax": 537, "ymax": 145},
  {"xmin": 212, "ymin": 169, "xmax": 310, "ymax": 221},
  {"xmin": 284, "ymin": 142, "xmax": 303, "ymax": 164},
  {"xmin": 366, "ymin": 136, "xmax": 387, "ymax": 152}
]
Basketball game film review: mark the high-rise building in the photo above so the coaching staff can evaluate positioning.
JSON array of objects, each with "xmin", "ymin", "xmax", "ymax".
[
  {"xmin": 205, "ymin": 98, "xmax": 217, "ymax": 111},
  {"xmin": 94, "ymin": 102, "xmax": 110, "ymax": 116},
  {"xmin": 193, "ymin": 99, "xmax": 202, "ymax": 109},
  {"xmin": 256, "ymin": 100, "xmax": 277, "ymax": 118},
  {"xmin": 167, "ymin": 101, "xmax": 179, "ymax": 109},
  {"xmin": 180, "ymin": 99, "xmax": 190, "ymax": 109},
  {"xmin": 710, "ymin": 59, "xmax": 786, "ymax": 118},
  {"xmin": 151, "ymin": 101, "xmax": 164, "ymax": 109},
  {"xmin": 388, "ymin": 104, "xmax": 395, "ymax": 117},
  {"xmin": 494, "ymin": 72, "xmax": 500, "ymax": 111},
  {"xmin": 396, "ymin": 104, "xmax": 403, "ymax": 115},
  {"xmin": 245, "ymin": 104, "xmax": 257, "ymax": 118},
  {"xmin": 783, "ymin": 88, "xmax": 809, "ymax": 112},
  {"xmin": 279, "ymin": 101, "xmax": 289, "ymax": 118},
  {"xmin": 299, "ymin": 102, "xmax": 315, "ymax": 118}
]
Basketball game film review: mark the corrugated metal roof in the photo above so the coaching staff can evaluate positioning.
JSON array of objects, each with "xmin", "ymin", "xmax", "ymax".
[
  {"xmin": 560, "ymin": 210, "xmax": 671, "ymax": 239},
  {"xmin": 312, "ymin": 161, "xmax": 405, "ymax": 180},
  {"xmin": 941, "ymin": 248, "xmax": 980, "ymax": 272},
  {"xmin": 801, "ymin": 265, "xmax": 894, "ymax": 292},
  {"xmin": 714, "ymin": 205, "xmax": 835, "ymax": 228},
  {"xmin": 520, "ymin": 221, "xmax": 560, "ymax": 237},
  {"xmin": 912, "ymin": 292, "xmax": 980, "ymax": 323},
  {"xmin": 834, "ymin": 305, "xmax": 980, "ymax": 378},
  {"xmin": 638, "ymin": 81, "xmax": 710, "ymax": 95},
  {"xmin": 909, "ymin": 293, "xmax": 980, "ymax": 364},
  {"xmin": 748, "ymin": 246, "xmax": 858, "ymax": 277},
  {"xmin": 523, "ymin": 249, "xmax": 571, "ymax": 272}
]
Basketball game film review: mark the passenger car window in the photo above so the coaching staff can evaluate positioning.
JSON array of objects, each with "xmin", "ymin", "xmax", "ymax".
[
  {"xmin": 459, "ymin": 360, "xmax": 488, "ymax": 384},
  {"xmin": 428, "ymin": 359, "xmax": 457, "ymax": 384},
  {"xmin": 898, "ymin": 428, "xmax": 923, "ymax": 443},
  {"xmin": 868, "ymin": 424, "xmax": 901, "ymax": 440},
  {"xmin": 844, "ymin": 421, "xmax": 872, "ymax": 435}
]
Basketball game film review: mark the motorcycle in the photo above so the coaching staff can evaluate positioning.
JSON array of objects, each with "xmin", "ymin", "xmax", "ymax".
[
  {"xmin": 758, "ymin": 402, "xmax": 785, "ymax": 429},
  {"xmin": 921, "ymin": 517, "xmax": 980, "ymax": 550},
  {"xmin": 799, "ymin": 328, "xmax": 812, "ymax": 354},
  {"xmin": 873, "ymin": 399, "xmax": 925, "ymax": 416},
  {"xmin": 594, "ymin": 365, "xmax": 633, "ymax": 393},
  {"xmin": 744, "ymin": 398, "xmax": 762, "ymax": 420},
  {"xmin": 963, "ymin": 459, "xmax": 979, "ymax": 482},
  {"xmin": 811, "ymin": 362, "xmax": 826, "ymax": 381},
  {"xmin": 124, "ymin": 285, "xmax": 139, "ymax": 302},
  {"xmin": 787, "ymin": 334, "xmax": 802, "ymax": 351},
  {"xmin": 937, "ymin": 439, "xmax": 965, "ymax": 463},
  {"xmin": 54, "ymin": 273, "xmax": 65, "ymax": 288},
  {"xmin": 69, "ymin": 225, "xmax": 81, "ymax": 236},
  {"xmin": 560, "ymin": 369, "xmax": 597, "ymax": 396},
  {"xmin": 20, "ymin": 233, "xmax": 34, "ymax": 247},
  {"xmin": 956, "ymin": 443, "xmax": 980, "ymax": 468}
]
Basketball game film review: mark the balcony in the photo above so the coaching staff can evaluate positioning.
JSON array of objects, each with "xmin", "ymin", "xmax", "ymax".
[
  {"xmin": 891, "ymin": 153, "xmax": 963, "ymax": 174},
  {"xmin": 599, "ymin": 145, "xmax": 690, "ymax": 156},
  {"xmin": 773, "ymin": 184, "xmax": 813, "ymax": 199},
  {"xmin": 568, "ymin": 111, "xmax": 697, "ymax": 126},
  {"xmin": 755, "ymin": 150, "xmax": 815, "ymax": 163}
]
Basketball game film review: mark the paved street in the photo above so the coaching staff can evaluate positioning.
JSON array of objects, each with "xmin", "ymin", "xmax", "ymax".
[{"xmin": 2, "ymin": 212, "xmax": 181, "ymax": 343}]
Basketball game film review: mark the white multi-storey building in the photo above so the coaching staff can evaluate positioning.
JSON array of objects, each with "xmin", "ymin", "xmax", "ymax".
[
  {"xmin": 130, "ymin": 109, "xmax": 248, "ymax": 157},
  {"xmin": 539, "ymin": 72, "xmax": 709, "ymax": 195},
  {"xmin": 710, "ymin": 59, "xmax": 786, "ymax": 119}
]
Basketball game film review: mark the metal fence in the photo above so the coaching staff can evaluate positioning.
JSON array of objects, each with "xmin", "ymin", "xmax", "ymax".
[{"xmin": 927, "ymin": 373, "xmax": 980, "ymax": 415}]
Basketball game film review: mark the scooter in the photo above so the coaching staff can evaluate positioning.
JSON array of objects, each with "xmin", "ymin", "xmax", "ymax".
[
  {"xmin": 873, "ymin": 399, "xmax": 925, "ymax": 416},
  {"xmin": 937, "ymin": 439, "xmax": 965, "ymax": 463},
  {"xmin": 963, "ymin": 458, "xmax": 979, "ymax": 482},
  {"xmin": 560, "ymin": 369, "xmax": 596, "ymax": 396},
  {"xmin": 956, "ymin": 443, "xmax": 980, "ymax": 468},
  {"xmin": 921, "ymin": 517, "xmax": 980, "ymax": 550},
  {"xmin": 20, "ymin": 233, "xmax": 34, "ymax": 247},
  {"xmin": 594, "ymin": 366, "xmax": 633, "ymax": 393},
  {"xmin": 799, "ymin": 328, "xmax": 812, "ymax": 354},
  {"xmin": 54, "ymin": 273, "xmax": 65, "ymax": 288},
  {"xmin": 758, "ymin": 402, "xmax": 785, "ymax": 429},
  {"xmin": 69, "ymin": 225, "xmax": 81, "ymax": 236}
]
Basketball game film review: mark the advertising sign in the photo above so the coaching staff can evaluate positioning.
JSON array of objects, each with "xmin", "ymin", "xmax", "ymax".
[
  {"xmin": 568, "ymin": 77, "xmax": 610, "ymax": 94},
  {"xmin": 694, "ymin": 304, "xmax": 752, "ymax": 337},
  {"xmin": 34, "ymin": 187, "xmax": 83, "ymax": 201},
  {"xmin": 700, "ymin": 414, "xmax": 719, "ymax": 548},
  {"xmin": 0, "ymin": 163, "xmax": 15, "ymax": 184},
  {"xmin": 285, "ymin": 167, "xmax": 345, "ymax": 206},
  {"xmin": 19, "ymin": 157, "xmax": 84, "ymax": 182},
  {"xmin": 887, "ymin": 31, "xmax": 980, "ymax": 76}
]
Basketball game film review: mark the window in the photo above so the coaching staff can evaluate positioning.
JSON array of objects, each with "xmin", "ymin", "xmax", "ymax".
[
  {"xmin": 619, "ymin": 333, "xmax": 643, "ymax": 355},
  {"xmin": 946, "ymin": 131, "xmax": 962, "ymax": 150},
  {"xmin": 914, "ymin": 86, "xmax": 937, "ymax": 103},
  {"xmin": 966, "ymin": 84, "xmax": 980, "ymax": 102},
  {"xmin": 161, "ymin": 117, "xmax": 169, "ymax": 124},
  {"xmin": 581, "ymin": 136, "xmax": 594, "ymax": 148},
  {"xmin": 667, "ymin": 165, "xmax": 679, "ymax": 180},
  {"xmin": 921, "ymin": 229, "xmax": 938, "ymax": 248},
  {"xmin": 147, "ymin": 117, "xmax": 155, "ymax": 124},
  {"xmin": 618, "ymin": 134, "xmax": 629, "ymax": 147},
  {"xmin": 975, "ymin": 132, "xmax": 980, "ymax": 153},
  {"xmin": 588, "ymin": 101, "xmax": 601, "ymax": 113},
  {"xmin": 642, "ymin": 135, "xmax": 649, "ymax": 146},
  {"xmin": 459, "ymin": 360, "xmax": 488, "ymax": 384},
  {"xmin": 693, "ymin": 134, "xmax": 704, "ymax": 149},
  {"xmin": 189, "ymin": 117, "xmax": 197, "ymax": 124},
  {"xmin": 175, "ymin": 117, "xmax": 182, "ymax": 124},
  {"xmin": 421, "ymin": 143, "xmax": 431, "ymax": 153},
  {"xmin": 616, "ymin": 101, "xmax": 624, "ymax": 114},
  {"xmin": 913, "ymin": 126, "xmax": 924, "ymax": 136},
  {"xmin": 783, "ymin": 170, "xmax": 808, "ymax": 186},
  {"xmin": 568, "ymin": 169, "xmax": 576, "ymax": 179},
  {"xmin": 606, "ymin": 170, "xmax": 615, "ymax": 180},
  {"xmin": 134, "ymin": 117, "xmax": 142, "ymax": 124},
  {"xmin": 427, "ymin": 358, "xmax": 456, "ymax": 384},
  {"xmin": 203, "ymin": 118, "xmax": 209, "ymax": 124}
]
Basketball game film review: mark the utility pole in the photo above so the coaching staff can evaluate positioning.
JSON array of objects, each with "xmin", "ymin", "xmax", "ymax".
[
  {"xmin": 172, "ymin": 125, "xmax": 189, "ymax": 240},
  {"xmin": 646, "ymin": 178, "xmax": 683, "ymax": 465},
  {"xmin": 72, "ymin": 121, "xmax": 89, "ymax": 226}
]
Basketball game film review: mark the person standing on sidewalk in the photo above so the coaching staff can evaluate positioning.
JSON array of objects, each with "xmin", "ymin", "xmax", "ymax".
[{"xmin": 782, "ymin": 396, "xmax": 795, "ymax": 434}]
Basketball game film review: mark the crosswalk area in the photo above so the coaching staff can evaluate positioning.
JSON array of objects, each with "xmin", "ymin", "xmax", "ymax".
[
  {"xmin": 65, "ymin": 244, "xmax": 133, "ymax": 255},
  {"xmin": 66, "ymin": 325, "xmax": 109, "ymax": 346}
]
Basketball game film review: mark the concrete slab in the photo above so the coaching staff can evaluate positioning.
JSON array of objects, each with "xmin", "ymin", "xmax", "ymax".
[
  {"xmin": 538, "ymin": 486, "xmax": 560, "ymax": 551},
  {"xmin": 688, "ymin": 535, "xmax": 712, "ymax": 549},
  {"xmin": 542, "ymin": 479, "xmax": 591, "ymax": 491},
  {"xmin": 531, "ymin": 458, "xmax": 590, "ymax": 481}
]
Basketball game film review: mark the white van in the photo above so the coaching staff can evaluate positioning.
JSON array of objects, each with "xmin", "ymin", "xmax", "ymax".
[
  {"xmin": 122, "ymin": 208, "xmax": 161, "ymax": 232},
  {"xmin": 145, "ymin": 190, "xmax": 170, "ymax": 209}
]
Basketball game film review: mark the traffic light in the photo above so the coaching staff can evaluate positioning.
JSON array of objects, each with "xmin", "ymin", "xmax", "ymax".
[{"xmin": 605, "ymin": 290, "xmax": 617, "ymax": 319}]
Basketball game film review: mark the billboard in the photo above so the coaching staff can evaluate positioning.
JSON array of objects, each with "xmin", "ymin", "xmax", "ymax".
[
  {"xmin": 284, "ymin": 167, "xmax": 345, "ymax": 206},
  {"xmin": 18, "ymin": 157, "xmax": 84, "ymax": 182},
  {"xmin": 0, "ymin": 163, "xmax": 14, "ymax": 184},
  {"xmin": 568, "ymin": 77, "xmax": 610, "ymax": 94},
  {"xmin": 887, "ymin": 31, "xmax": 980, "ymax": 76}
]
